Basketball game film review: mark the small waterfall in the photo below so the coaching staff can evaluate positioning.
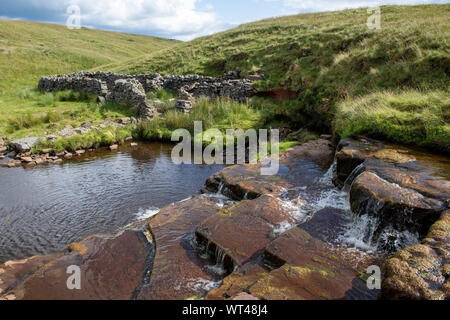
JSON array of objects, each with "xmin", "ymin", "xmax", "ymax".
[
  {"xmin": 337, "ymin": 165, "xmax": 420, "ymax": 254},
  {"xmin": 217, "ymin": 181, "xmax": 225, "ymax": 194},
  {"xmin": 202, "ymin": 180, "xmax": 235, "ymax": 208},
  {"xmin": 193, "ymin": 232, "xmax": 236, "ymax": 276},
  {"xmin": 343, "ymin": 163, "xmax": 366, "ymax": 192},
  {"xmin": 318, "ymin": 160, "xmax": 337, "ymax": 186}
]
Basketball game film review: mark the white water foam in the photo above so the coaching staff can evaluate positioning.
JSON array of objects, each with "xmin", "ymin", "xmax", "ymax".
[
  {"xmin": 134, "ymin": 207, "xmax": 160, "ymax": 221},
  {"xmin": 318, "ymin": 160, "xmax": 336, "ymax": 186},
  {"xmin": 337, "ymin": 214, "xmax": 378, "ymax": 253},
  {"xmin": 205, "ymin": 264, "xmax": 228, "ymax": 276},
  {"xmin": 201, "ymin": 193, "xmax": 235, "ymax": 208},
  {"xmin": 337, "ymin": 209, "xmax": 420, "ymax": 254},
  {"xmin": 182, "ymin": 278, "xmax": 222, "ymax": 292},
  {"xmin": 274, "ymin": 182, "xmax": 350, "ymax": 235}
]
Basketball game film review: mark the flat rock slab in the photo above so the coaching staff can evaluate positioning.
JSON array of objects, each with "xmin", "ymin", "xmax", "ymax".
[
  {"xmin": 335, "ymin": 137, "xmax": 450, "ymax": 202},
  {"xmin": 364, "ymin": 158, "xmax": 450, "ymax": 202},
  {"xmin": 0, "ymin": 229, "xmax": 152, "ymax": 300},
  {"xmin": 205, "ymin": 139, "xmax": 334, "ymax": 200},
  {"xmin": 206, "ymin": 164, "xmax": 292, "ymax": 200},
  {"xmin": 195, "ymin": 195, "xmax": 294, "ymax": 269},
  {"xmin": 208, "ymin": 227, "xmax": 375, "ymax": 300},
  {"xmin": 137, "ymin": 197, "xmax": 221, "ymax": 300}
]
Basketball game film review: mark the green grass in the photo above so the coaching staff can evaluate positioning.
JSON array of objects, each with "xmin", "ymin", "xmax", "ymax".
[
  {"xmin": 3, "ymin": 89, "xmax": 138, "ymax": 140},
  {"xmin": 118, "ymin": 4, "xmax": 449, "ymax": 152},
  {"xmin": 133, "ymin": 97, "xmax": 265, "ymax": 142},
  {"xmin": 335, "ymin": 89, "xmax": 450, "ymax": 152},
  {"xmin": 0, "ymin": 19, "xmax": 176, "ymax": 140},
  {"xmin": 34, "ymin": 126, "xmax": 132, "ymax": 153}
]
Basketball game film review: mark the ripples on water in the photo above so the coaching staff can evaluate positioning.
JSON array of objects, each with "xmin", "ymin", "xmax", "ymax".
[{"xmin": 0, "ymin": 143, "xmax": 224, "ymax": 264}]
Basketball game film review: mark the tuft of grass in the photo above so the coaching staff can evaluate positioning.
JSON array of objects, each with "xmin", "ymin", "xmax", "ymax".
[
  {"xmin": 34, "ymin": 126, "xmax": 132, "ymax": 153},
  {"xmin": 133, "ymin": 97, "xmax": 265, "ymax": 141},
  {"xmin": 147, "ymin": 88, "xmax": 177, "ymax": 101},
  {"xmin": 334, "ymin": 89, "xmax": 450, "ymax": 152}
]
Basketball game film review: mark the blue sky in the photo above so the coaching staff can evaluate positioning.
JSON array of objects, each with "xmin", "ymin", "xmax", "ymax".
[{"xmin": 0, "ymin": 0, "xmax": 448, "ymax": 40}]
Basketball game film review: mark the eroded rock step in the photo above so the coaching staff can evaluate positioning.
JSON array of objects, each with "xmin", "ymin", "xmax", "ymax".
[
  {"xmin": 207, "ymin": 227, "xmax": 376, "ymax": 300},
  {"xmin": 335, "ymin": 136, "xmax": 449, "ymax": 299},
  {"xmin": 136, "ymin": 197, "xmax": 222, "ymax": 300},
  {"xmin": 197, "ymin": 139, "xmax": 336, "ymax": 268},
  {"xmin": 195, "ymin": 195, "xmax": 295, "ymax": 271},
  {"xmin": 0, "ymin": 228, "xmax": 153, "ymax": 300},
  {"xmin": 205, "ymin": 139, "xmax": 334, "ymax": 199}
]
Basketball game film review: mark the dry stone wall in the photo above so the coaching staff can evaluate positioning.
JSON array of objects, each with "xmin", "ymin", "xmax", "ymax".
[
  {"xmin": 38, "ymin": 75, "xmax": 109, "ymax": 96},
  {"xmin": 38, "ymin": 71, "xmax": 255, "ymax": 105}
]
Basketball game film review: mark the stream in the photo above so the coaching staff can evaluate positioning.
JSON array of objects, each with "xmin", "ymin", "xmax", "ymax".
[{"xmin": 0, "ymin": 142, "xmax": 224, "ymax": 264}]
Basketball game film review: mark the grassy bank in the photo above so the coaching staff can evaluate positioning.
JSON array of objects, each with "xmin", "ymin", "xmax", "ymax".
[
  {"xmin": 34, "ymin": 125, "xmax": 132, "ymax": 153},
  {"xmin": 118, "ymin": 4, "xmax": 449, "ymax": 153},
  {"xmin": 335, "ymin": 89, "xmax": 450, "ymax": 152},
  {"xmin": 1, "ymin": 89, "xmax": 137, "ymax": 140},
  {"xmin": 132, "ymin": 97, "xmax": 265, "ymax": 142}
]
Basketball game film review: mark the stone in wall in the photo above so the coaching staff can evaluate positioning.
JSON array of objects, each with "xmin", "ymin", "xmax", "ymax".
[
  {"xmin": 175, "ymin": 85, "xmax": 195, "ymax": 113},
  {"xmin": 106, "ymin": 79, "xmax": 157, "ymax": 118}
]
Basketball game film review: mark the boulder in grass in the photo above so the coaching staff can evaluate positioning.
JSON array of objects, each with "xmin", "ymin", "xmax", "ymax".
[{"xmin": 9, "ymin": 137, "xmax": 40, "ymax": 153}]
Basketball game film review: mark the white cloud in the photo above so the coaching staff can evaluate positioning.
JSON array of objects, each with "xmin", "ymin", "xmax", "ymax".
[
  {"xmin": 71, "ymin": 0, "xmax": 221, "ymax": 40},
  {"xmin": 1, "ymin": 0, "xmax": 222, "ymax": 40}
]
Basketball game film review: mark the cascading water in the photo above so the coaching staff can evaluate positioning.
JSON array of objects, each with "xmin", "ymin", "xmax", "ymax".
[
  {"xmin": 336, "ymin": 162, "xmax": 420, "ymax": 254},
  {"xmin": 201, "ymin": 181, "xmax": 235, "ymax": 208}
]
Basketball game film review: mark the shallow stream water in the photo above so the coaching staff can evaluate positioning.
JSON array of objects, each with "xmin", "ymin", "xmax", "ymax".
[{"xmin": 0, "ymin": 142, "xmax": 223, "ymax": 264}]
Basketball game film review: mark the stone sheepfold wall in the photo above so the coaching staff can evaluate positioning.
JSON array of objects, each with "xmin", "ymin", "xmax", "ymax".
[{"xmin": 38, "ymin": 71, "xmax": 255, "ymax": 103}]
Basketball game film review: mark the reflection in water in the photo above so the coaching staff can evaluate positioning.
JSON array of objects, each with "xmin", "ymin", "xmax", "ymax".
[{"xmin": 0, "ymin": 142, "xmax": 224, "ymax": 264}]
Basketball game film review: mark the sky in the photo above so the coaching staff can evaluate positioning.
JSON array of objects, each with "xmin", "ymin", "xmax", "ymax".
[{"xmin": 0, "ymin": 0, "xmax": 448, "ymax": 41}]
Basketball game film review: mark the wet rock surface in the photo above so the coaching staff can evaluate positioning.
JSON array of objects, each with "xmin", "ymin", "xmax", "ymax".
[
  {"xmin": 196, "ymin": 195, "xmax": 294, "ymax": 270},
  {"xmin": 136, "ymin": 197, "xmax": 222, "ymax": 300},
  {"xmin": 336, "ymin": 136, "xmax": 449, "ymax": 244},
  {"xmin": 334, "ymin": 136, "xmax": 449, "ymax": 299},
  {"xmin": 205, "ymin": 138, "xmax": 334, "ymax": 200},
  {"xmin": 381, "ymin": 210, "xmax": 450, "ymax": 300},
  {"xmin": 1, "ymin": 136, "xmax": 448, "ymax": 300},
  {"xmin": 207, "ymin": 227, "xmax": 376, "ymax": 300},
  {"xmin": 0, "ymin": 228, "xmax": 152, "ymax": 300}
]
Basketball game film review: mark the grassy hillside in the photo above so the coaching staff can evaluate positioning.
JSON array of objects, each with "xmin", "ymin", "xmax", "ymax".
[
  {"xmin": 119, "ymin": 4, "xmax": 449, "ymax": 152},
  {"xmin": 0, "ymin": 20, "xmax": 176, "ymax": 139},
  {"xmin": 0, "ymin": 19, "xmax": 176, "ymax": 91}
]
